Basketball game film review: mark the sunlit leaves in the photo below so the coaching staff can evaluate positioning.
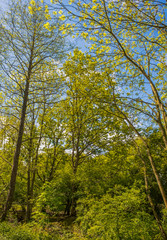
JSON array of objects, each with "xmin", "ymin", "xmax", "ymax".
[{"xmin": 43, "ymin": 22, "xmax": 51, "ymax": 30}]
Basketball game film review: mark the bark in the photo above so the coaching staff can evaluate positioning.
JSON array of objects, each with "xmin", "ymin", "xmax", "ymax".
[
  {"xmin": 70, "ymin": 182, "xmax": 78, "ymax": 216},
  {"xmin": 143, "ymin": 165, "xmax": 167, "ymax": 240},
  {"xmin": 26, "ymin": 165, "xmax": 32, "ymax": 222},
  {"xmin": 26, "ymin": 102, "xmax": 45, "ymax": 221},
  {"xmin": 136, "ymin": 146, "xmax": 167, "ymax": 240},
  {"xmin": 1, "ymin": 38, "xmax": 34, "ymax": 221},
  {"xmin": 64, "ymin": 198, "xmax": 72, "ymax": 216},
  {"xmin": 48, "ymin": 137, "xmax": 61, "ymax": 182},
  {"xmin": 146, "ymin": 147, "xmax": 167, "ymax": 208},
  {"xmin": 1, "ymin": 77, "xmax": 30, "ymax": 221},
  {"xmin": 112, "ymin": 90, "xmax": 167, "ymax": 209},
  {"xmin": 26, "ymin": 113, "xmax": 35, "ymax": 222}
]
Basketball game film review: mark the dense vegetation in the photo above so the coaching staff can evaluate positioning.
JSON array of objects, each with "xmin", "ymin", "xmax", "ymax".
[{"xmin": 0, "ymin": 0, "xmax": 167, "ymax": 239}]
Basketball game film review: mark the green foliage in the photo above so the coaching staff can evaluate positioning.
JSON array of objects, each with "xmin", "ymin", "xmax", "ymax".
[
  {"xmin": 77, "ymin": 187, "xmax": 160, "ymax": 240},
  {"xmin": 0, "ymin": 222, "xmax": 38, "ymax": 240},
  {"xmin": 0, "ymin": 221, "xmax": 88, "ymax": 240},
  {"xmin": 34, "ymin": 166, "xmax": 74, "ymax": 219},
  {"xmin": 0, "ymin": 1, "xmax": 167, "ymax": 239}
]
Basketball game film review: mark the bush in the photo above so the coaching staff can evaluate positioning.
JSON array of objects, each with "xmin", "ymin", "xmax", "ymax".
[
  {"xmin": 33, "ymin": 170, "xmax": 75, "ymax": 220},
  {"xmin": 0, "ymin": 235, "xmax": 8, "ymax": 240},
  {"xmin": 0, "ymin": 221, "xmax": 76, "ymax": 240},
  {"xmin": 77, "ymin": 186, "xmax": 160, "ymax": 240},
  {"xmin": 0, "ymin": 222, "xmax": 38, "ymax": 240},
  {"xmin": 0, "ymin": 222, "xmax": 13, "ymax": 236}
]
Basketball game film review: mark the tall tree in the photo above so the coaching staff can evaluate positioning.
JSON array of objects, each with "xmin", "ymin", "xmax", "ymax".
[
  {"xmin": 50, "ymin": 0, "xmax": 167, "ymax": 208},
  {"xmin": 61, "ymin": 49, "xmax": 118, "ymax": 215},
  {"xmin": 0, "ymin": 0, "xmax": 65, "ymax": 221}
]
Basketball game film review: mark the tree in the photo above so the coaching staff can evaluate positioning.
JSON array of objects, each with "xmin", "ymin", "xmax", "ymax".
[
  {"xmin": 0, "ymin": 0, "xmax": 65, "ymax": 221},
  {"xmin": 24, "ymin": 61, "xmax": 65, "ymax": 221},
  {"xmin": 59, "ymin": 49, "xmax": 120, "ymax": 215},
  {"xmin": 50, "ymin": 0, "xmax": 167, "ymax": 209}
]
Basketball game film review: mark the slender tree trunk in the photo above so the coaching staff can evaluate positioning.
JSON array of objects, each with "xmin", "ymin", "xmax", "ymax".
[
  {"xmin": 136, "ymin": 144, "xmax": 167, "ymax": 240},
  {"xmin": 48, "ymin": 137, "xmax": 59, "ymax": 182},
  {"xmin": 1, "ymin": 37, "xmax": 34, "ymax": 220},
  {"xmin": 26, "ymin": 103, "xmax": 45, "ymax": 221},
  {"xmin": 70, "ymin": 181, "xmax": 78, "ymax": 216},
  {"xmin": 26, "ymin": 163, "xmax": 32, "ymax": 222},
  {"xmin": 112, "ymin": 92, "xmax": 167, "ymax": 208},
  {"xmin": 26, "ymin": 114, "xmax": 35, "ymax": 222},
  {"xmin": 1, "ymin": 78, "xmax": 30, "ymax": 221},
  {"xmin": 146, "ymin": 147, "xmax": 167, "ymax": 208},
  {"xmin": 70, "ymin": 158, "xmax": 78, "ymax": 216},
  {"xmin": 102, "ymin": 5, "xmax": 167, "ymax": 146},
  {"xmin": 64, "ymin": 198, "xmax": 72, "ymax": 216},
  {"xmin": 143, "ymin": 164, "xmax": 167, "ymax": 240}
]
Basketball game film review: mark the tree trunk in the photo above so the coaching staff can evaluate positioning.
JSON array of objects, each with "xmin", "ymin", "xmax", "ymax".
[
  {"xmin": 1, "ymin": 78, "xmax": 30, "ymax": 221},
  {"xmin": 26, "ymin": 164, "xmax": 32, "ymax": 222},
  {"xmin": 146, "ymin": 147, "xmax": 167, "ymax": 209},
  {"xmin": 26, "ymin": 103, "xmax": 45, "ymax": 221},
  {"xmin": 64, "ymin": 198, "xmax": 72, "ymax": 216},
  {"xmin": 143, "ymin": 159, "xmax": 167, "ymax": 239},
  {"xmin": 113, "ymin": 97, "xmax": 167, "ymax": 209},
  {"xmin": 70, "ymin": 180, "xmax": 78, "ymax": 216},
  {"xmin": 135, "ymin": 143, "xmax": 167, "ymax": 239},
  {"xmin": 1, "ymin": 41, "xmax": 34, "ymax": 220},
  {"xmin": 26, "ymin": 118, "xmax": 34, "ymax": 222}
]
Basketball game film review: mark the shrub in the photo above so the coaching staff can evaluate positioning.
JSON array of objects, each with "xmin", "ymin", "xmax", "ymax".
[
  {"xmin": 77, "ymin": 186, "xmax": 160, "ymax": 240},
  {"xmin": 0, "ymin": 222, "xmax": 38, "ymax": 240}
]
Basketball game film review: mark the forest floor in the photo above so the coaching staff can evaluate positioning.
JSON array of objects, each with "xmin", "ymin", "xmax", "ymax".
[{"xmin": 0, "ymin": 215, "xmax": 86, "ymax": 240}]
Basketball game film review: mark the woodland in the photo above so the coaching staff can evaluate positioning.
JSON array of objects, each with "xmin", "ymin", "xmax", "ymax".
[{"xmin": 0, "ymin": 0, "xmax": 167, "ymax": 239}]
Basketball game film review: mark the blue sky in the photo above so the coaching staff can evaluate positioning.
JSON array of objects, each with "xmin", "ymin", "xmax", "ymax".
[
  {"xmin": 0, "ymin": 0, "xmax": 87, "ymax": 51},
  {"xmin": 0, "ymin": 0, "xmax": 8, "ymax": 11}
]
